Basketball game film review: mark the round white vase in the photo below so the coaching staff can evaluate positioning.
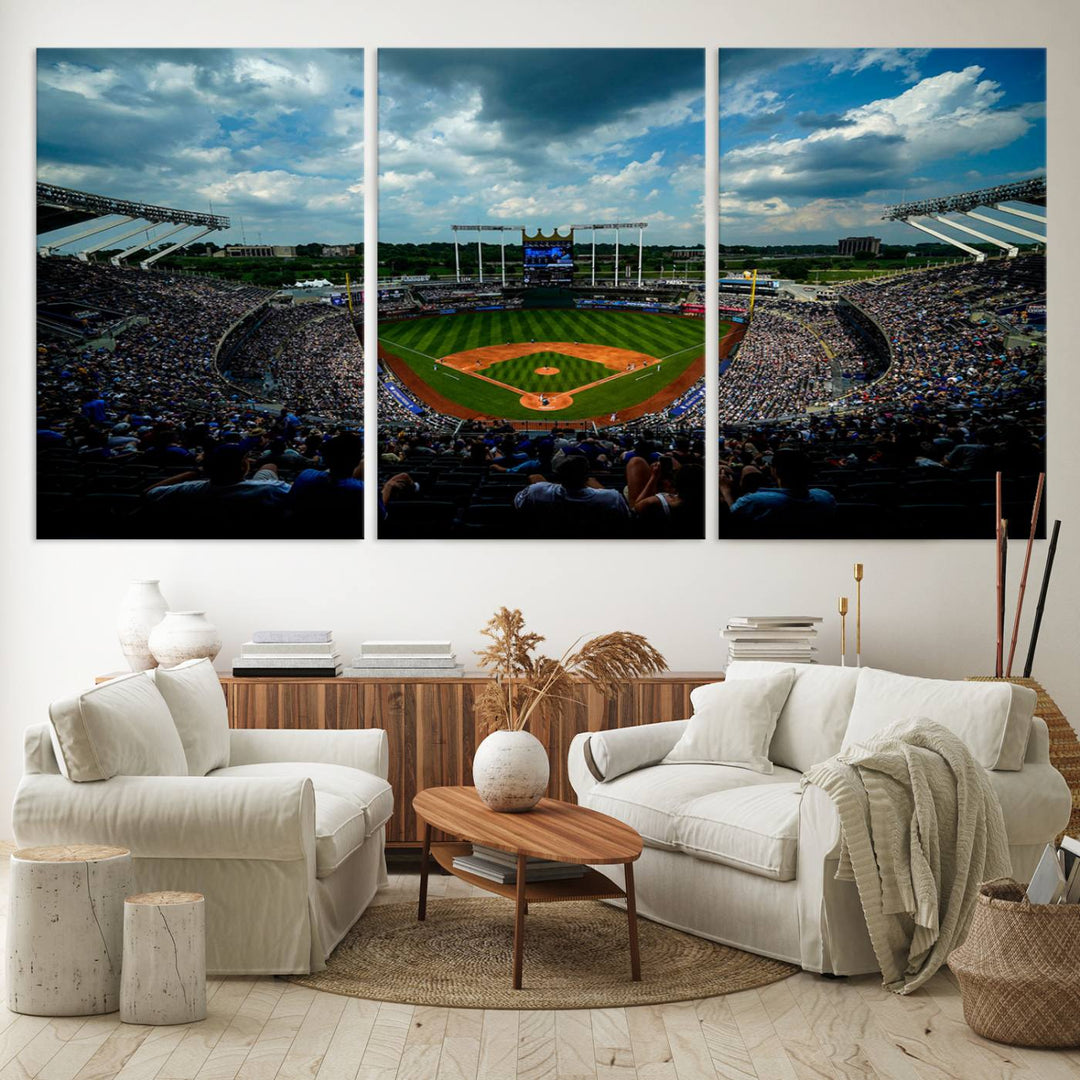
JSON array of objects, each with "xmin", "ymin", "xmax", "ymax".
[
  {"xmin": 472, "ymin": 729, "xmax": 550, "ymax": 812},
  {"xmin": 148, "ymin": 611, "xmax": 222, "ymax": 669},
  {"xmin": 116, "ymin": 580, "xmax": 169, "ymax": 672}
]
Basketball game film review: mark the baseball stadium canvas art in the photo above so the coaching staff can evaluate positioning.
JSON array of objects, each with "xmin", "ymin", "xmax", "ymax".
[
  {"xmin": 36, "ymin": 49, "xmax": 365, "ymax": 539},
  {"xmin": 717, "ymin": 48, "xmax": 1046, "ymax": 539},
  {"xmin": 377, "ymin": 49, "xmax": 706, "ymax": 539}
]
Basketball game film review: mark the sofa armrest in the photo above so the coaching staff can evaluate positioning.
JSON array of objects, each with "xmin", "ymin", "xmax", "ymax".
[
  {"xmin": 568, "ymin": 720, "xmax": 688, "ymax": 799},
  {"xmin": 228, "ymin": 728, "xmax": 389, "ymax": 780},
  {"xmin": 1025, "ymin": 717, "xmax": 1051, "ymax": 764},
  {"xmin": 12, "ymin": 773, "xmax": 315, "ymax": 862}
]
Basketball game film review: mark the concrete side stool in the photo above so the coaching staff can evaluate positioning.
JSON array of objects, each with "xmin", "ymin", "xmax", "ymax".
[
  {"xmin": 120, "ymin": 891, "xmax": 207, "ymax": 1025},
  {"xmin": 7, "ymin": 844, "xmax": 132, "ymax": 1015}
]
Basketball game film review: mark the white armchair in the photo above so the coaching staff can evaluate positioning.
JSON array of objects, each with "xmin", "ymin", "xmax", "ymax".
[{"xmin": 12, "ymin": 665, "xmax": 393, "ymax": 975}]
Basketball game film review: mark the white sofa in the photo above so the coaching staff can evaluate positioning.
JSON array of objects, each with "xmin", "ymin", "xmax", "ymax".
[
  {"xmin": 12, "ymin": 661, "xmax": 392, "ymax": 975},
  {"xmin": 568, "ymin": 663, "xmax": 1072, "ymax": 976}
]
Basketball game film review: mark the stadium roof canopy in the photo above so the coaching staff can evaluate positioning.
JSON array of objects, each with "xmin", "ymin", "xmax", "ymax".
[
  {"xmin": 882, "ymin": 177, "xmax": 1046, "ymax": 220},
  {"xmin": 38, "ymin": 183, "xmax": 229, "ymax": 236},
  {"xmin": 882, "ymin": 177, "xmax": 1045, "ymax": 261},
  {"xmin": 37, "ymin": 183, "xmax": 230, "ymax": 268}
]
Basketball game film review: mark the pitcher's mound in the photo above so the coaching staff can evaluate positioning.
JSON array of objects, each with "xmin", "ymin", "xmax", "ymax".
[{"xmin": 535, "ymin": 366, "xmax": 560, "ymax": 375}]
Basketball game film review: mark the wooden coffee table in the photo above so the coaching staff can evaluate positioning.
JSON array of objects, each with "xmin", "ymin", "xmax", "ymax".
[{"xmin": 413, "ymin": 786, "xmax": 644, "ymax": 990}]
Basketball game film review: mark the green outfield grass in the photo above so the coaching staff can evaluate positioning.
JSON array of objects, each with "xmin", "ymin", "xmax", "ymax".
[
  {"xmin": 485, "ymin": 352, "xmax": 615, "ymax": 394},
  {"xmin": 379, "ymin": 309, "xmax": 704, "ymax": 420}
]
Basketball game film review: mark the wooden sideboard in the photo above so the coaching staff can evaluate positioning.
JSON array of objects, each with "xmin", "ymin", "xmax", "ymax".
[{"xmin": 220, "ymin": 671, "xmax": 722, "ymax": 848}]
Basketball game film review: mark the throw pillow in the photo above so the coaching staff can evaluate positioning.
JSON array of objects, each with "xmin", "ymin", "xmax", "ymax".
[
  {"xmin": 663, "ymin": 670, "xmax": 795, "ymax": 774},
  {"xmin": 49, "ymin": 671, "xmax": 188, "ymax": 781},
  {"xmin": 725, "ymin": 661, "xmax": 860, "ymax": 772},
  {"xmin": 150, "ymin": 658, "xmax": 231, "ymax": 775},
  {"xmin": 842, "ymin": 667, "xmax": 1036, "ymax": 771}
]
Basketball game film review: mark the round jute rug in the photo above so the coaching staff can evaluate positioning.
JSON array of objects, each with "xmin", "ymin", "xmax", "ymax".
[{"xmin": 287, "ymin": 898, "xmax": 797, "ymax": 1009}]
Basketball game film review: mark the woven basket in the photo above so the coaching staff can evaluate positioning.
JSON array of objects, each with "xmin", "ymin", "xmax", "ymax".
[{"xmin": 949, "ymin": 879, "xmax": 1080, "ymax": 1047}]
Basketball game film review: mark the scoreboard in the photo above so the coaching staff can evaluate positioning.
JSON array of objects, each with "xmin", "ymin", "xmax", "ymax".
[{"xmin": 522, "ymin": 228, "xmax": 574, "ymax": 287}]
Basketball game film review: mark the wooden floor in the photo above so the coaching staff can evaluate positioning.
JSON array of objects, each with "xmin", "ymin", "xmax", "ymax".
[{"xmin": 0, "ymin": 858, "xmax": 1077, "ymax": 1080}]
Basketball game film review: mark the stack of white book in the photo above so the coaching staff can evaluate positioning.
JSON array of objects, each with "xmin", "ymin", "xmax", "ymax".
[
  {"xmin": 723, "ymin": 616, "xmax": 822, "ymax": 665},
  {"xmin": 232, "ymin": 631, "xmax": 341, "ymax": 677},
  {"xmin": 344, "ymin": 641, "xmax": 464, "ymax": 679},
  {"xmin": 452, "ymin": 844, "xmax": 587, "ymax": 885},
  {"xmin": 1027, "ymin": 836, "xmax": 1080, "ymax": 904}
]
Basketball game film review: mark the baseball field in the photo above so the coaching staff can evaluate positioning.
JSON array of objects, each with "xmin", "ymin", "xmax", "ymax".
[{"xmin": 378, "ymin": 309, "xmax": 706, "ymax": 422}]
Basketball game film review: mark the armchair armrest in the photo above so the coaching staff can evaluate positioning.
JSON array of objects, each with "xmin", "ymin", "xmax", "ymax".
[
  {"xmin": 568, "ymin": 720, "xmax": 688, "ymax": 799},
  {"xmin": 12, "ymin": 773, "xmax": 315, "ymax": 862},
  {"xmin": 228, "ymin": 728, "xmax": 389, "ymax": 780}
]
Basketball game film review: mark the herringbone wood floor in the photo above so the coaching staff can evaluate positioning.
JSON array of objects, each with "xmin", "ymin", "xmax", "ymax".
[{"xmin": 0, "ymin": 856, "xmax": 1077, "ymax": 1080}]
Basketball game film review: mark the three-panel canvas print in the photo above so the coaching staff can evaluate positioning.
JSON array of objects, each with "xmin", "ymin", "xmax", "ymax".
[{"xmin": 35, "ymin": 47, "xmax": 1046, "ymax": 542}]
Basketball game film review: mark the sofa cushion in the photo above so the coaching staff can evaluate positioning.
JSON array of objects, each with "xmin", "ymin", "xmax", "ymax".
[
  {"xmin": 583, "ymin": 761, "xmax": 802, "ymax": 852},
  {"xmin": 843, "ymin": 668, "xmax": 1036, "ymax": 771},
  {"xmin": 49, "ymin": 672, "xmax": 187, "ymax": 782},
  {"xmin": 663, "ymin": 671, "xmax": 794, "ymax": 774},
  {"xmin": 678, "ymin": 783, "xmax": 802, "ymax": 881},
  {"xmin": 210, "ymin": 762, "xmax": 394, "ymax": 838},
  {"xmin": 150, "ymin": 659, "xmax": 230, "ymax": 775},
  {"xmin": 311, "ymin": 792, "xmax": 368, "ymax": 878}
]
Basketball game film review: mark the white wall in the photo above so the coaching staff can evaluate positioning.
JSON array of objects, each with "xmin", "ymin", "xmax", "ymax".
[{"xmin": 2, "ymin": 0, "xmax": 1078, "ymax": 835}]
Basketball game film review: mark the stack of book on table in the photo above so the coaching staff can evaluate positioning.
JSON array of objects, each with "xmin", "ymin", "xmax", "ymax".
[
  {"xmin": 344, "ymin": 641, "xmax": 464, "ymax": 679},
  {"xmin": 452, "ymin": 844, "xmax": 587, "ymax": 884},
  {"xmin": 723, "ymin": 616, "xmax": 822, "ymax": 665},
  {"xmin": 1027, "ymin": 836, "xmax": 1080, "ymax": 904},
  {"xmin": 232, "ymin": 631, "xmax": 341, "ymax": 677}
]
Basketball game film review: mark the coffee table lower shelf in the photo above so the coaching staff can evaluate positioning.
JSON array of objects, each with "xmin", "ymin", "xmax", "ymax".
[
  {"xmin": 430, "ymin": 842, "xmax": 627, "ymax": 903},
  {"xmin": 419, "ymin": 839, "xmax": 641, "ymax": 989}
]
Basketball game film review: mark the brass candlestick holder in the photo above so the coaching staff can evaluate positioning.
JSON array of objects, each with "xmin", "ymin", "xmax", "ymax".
[
  {"xmin": 838, "ymin": 596, "xmax": 849, "ymax": 667},
  {"xmin": 853, "ymin": 563, "xmax": 864, "ymax": 667}
]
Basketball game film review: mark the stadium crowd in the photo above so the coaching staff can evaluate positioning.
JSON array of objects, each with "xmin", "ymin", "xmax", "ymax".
[
  {"xmin": 716, "ymin": 255, "xmax": 1046, "ymax": 538},
  {"xmin": 377, "ymin": 423, "xmax": 705, "ymax": 538},
  {"xmin": 37, "ymin": 258, "xmax": 365, "ymax": 538}
]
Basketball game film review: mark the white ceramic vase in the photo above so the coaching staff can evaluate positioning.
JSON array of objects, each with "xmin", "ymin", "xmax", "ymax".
[
  {"xmin": 116, "ymin": 580, "xmax": 169, "ymax": 672},
  {"xmin": 472, "ymin": 729, "xmax": 550, "ymax": 812},
  {"xmin": 148, "ymin": 611, "xmax": 222, "ymax": 669}
]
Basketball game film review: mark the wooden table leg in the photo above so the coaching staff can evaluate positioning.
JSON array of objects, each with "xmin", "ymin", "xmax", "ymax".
[
  {"xmin": 417, "ymin": 822, "xmax": 432, "ymax": 922},
  {"xmin": 512, "ymin": 852, "xmax": 527, "ymax": 990},
  {"xmin": 625, "ymin": 861, "xmax": 641, "ymax": 981}
]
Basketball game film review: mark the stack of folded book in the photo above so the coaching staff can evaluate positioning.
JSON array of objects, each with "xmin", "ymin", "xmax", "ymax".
[
  {"xmin": 344, "ymin": 640, "xmax": 464, "ymax": 678},
  {"xmin": 232, "ymin": 631, "xmax": 341, "ymax": 677},
  {"xmin": 452, "ymin": 844, "xmax": 587, "ymax": 884},
  {"xmin": 723, "ymin": 615, "xmax": 822, "ymax": 665},
  {"xmin": 1026, "ymin": 835, "xmax": 1080, "ymax": 904}
]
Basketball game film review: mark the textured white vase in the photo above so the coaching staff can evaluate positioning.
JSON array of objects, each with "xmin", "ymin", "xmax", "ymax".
[
  {"xmin": 116, "ymin": 580, "xmax": 169, "ymax": 671},
  {"xmin": 472, "ymin": 729, "xmax": 550, "ymax": 812},
  {"xmin": 148, "ymin": 611, "xmax": 222, "ymax": 669}
]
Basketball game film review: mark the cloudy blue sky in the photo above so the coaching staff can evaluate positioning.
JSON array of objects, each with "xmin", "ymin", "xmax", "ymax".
[
  {"xmin": 379, "ymin": 49, "xmax": 704, "ymax": 245},
  {"xmin": 37, "ymin": 49, "xmax": 363, "ymax": 246},
  {"xmin": 720, "ymin": 48, "xmax": 1046, "ymax": 246}
]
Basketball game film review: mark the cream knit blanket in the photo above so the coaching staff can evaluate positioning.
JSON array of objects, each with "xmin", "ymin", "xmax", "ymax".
[{"xmin": 802, "ymin": 718, "xmax": 1011, "ymax": 994}]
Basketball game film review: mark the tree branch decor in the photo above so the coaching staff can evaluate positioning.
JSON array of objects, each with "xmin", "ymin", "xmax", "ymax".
[{"xmin": 475, "ymin": 607, "xmax": 667, "ymax": 734}]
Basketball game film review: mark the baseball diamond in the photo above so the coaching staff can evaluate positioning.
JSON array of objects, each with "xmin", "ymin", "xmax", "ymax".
[{"xmin": 378, "ymin": 309, "xmax": 705, "ymax": 422}]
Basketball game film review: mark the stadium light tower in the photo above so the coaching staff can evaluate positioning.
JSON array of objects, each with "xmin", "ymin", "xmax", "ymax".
[
  {"xmin": 451, "ymin": 225, "xmax": 522, "ymax": 285},
  {"xmin": 570, "ymin": 223, "xmax": 648, "ymax": 287}
]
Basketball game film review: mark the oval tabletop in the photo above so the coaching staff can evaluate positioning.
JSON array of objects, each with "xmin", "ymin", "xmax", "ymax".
[{"xmin": 413, "ymin": 786, "xmax": 643, "ymax": 864}]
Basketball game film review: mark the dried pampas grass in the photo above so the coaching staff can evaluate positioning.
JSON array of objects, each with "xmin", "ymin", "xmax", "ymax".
[{"xmin": 475, "ymin": 607, "xmax": 666, "ymax": 734}]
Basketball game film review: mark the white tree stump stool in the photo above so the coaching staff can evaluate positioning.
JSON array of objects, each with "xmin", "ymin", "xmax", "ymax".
[
  {"xmin": 7, "ymin": 844, "xmax": 132, "ymax": 1015},
  {"xmin": 120, "ymin": 891, "xmax": 207, "ymax": 1025}
]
